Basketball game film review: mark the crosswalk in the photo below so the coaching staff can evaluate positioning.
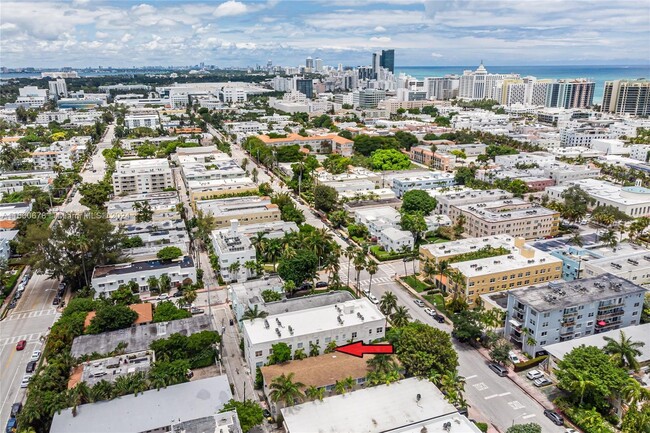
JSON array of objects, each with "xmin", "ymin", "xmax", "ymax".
[
  {"xmin": 5, "ymin": 309, "xmax": 60, "ymax": 321},
  {"xmin": 336, "ymin": 273, "xmax": 394, "ymax": 288},
  {"xmin": 0, "ymin": 333, "xmax": 43, "ymax": 347}
]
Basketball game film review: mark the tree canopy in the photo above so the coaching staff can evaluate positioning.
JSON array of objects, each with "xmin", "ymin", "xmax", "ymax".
[
  {"xmin": 277, "ymin": 249, "xmax": 318, "ymax": 285},
  {"xmin": 370, "ymin": 148, "xmax": 410, "ymax": 170},
  {"xmin": 157, "ymin": 246, "xmax": 183, "ymax": 261},
  {"xmin": 401, "ymin": 190, "xmax": 437, "ymax": 215},
  {"xmin": 220, "ymin": 399, "xmax": 264, "ymax": 433},
  {"xmin": 314, "ymin": 184, "xmax": 338, "ymax": 213}
]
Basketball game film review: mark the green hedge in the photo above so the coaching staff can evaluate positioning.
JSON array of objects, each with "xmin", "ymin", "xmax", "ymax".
[
  {"xmin": 401, "ymin": 275, "xmax": 431, "ymax": 293},
  {"xmin": 474, "ymin": 422, "xmax": 488, "ymax": 433},
  {"xmin": 369, "ymin": 245, "xmax": 410, "ymax": 261},
  {"xmin": 513, "ymin": 355, "xmax": 548, "ymax": 372}
]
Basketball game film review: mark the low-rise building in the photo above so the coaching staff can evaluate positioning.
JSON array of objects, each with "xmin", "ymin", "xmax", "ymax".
[
  {"xmin": 436, "ymin": 189, "xmax": 513, "ymax": 218},
  {"xmin": 0, "ymin": 170, "xmax": 53, "ymax": 197},
  {"xmin": 409, "ymin": 145, "xmax": 457, "ymax": 171},
  {"xmin": 112, "ymin": 158, "xmax": 174, "ymax": 195},
  {"xmin": 50, "ymin": 376, "xmax": 240, "ymax": 433},
  {"xmin": 0, "ymin": 202, "xmax": 32, "ymax": 230},
  {"xmin": 211, "ymin": 220, "xmax": 257, "ymax": 282},
  {"xmin": 591, "ymin": 138, "xmax": 629, "ymax": 155},
  {"xmin": 31, "ymin": 137, "xmax": 90, "ymax": 170},
  {"xmin": 420, "ymin": 234, "xmax": 515, "ymax": 266},
  {"xmin": 630, "ymin": 144, "xmax": 650, "ymax": 162},
  {"xmin": 228, "ymin": 276, "xmax": 285, "ymax": 322},
  {"xmin": 379, "ymin": 227, "xmax": 414, "ymax": 252},
  {"xmin": 229, "ymin": 220, "xmax": 298, "ymax": 240},
  {"xmin": 187, "ymin": 177, "xmax": 258, "ymax": 202},
  {"xmin": 0, "ymin": 230, "xmax": 18, "ymax": 261},
  {"xmin": 505, "ymin": 274, "xmax": 647, "ymax": 357},
  {"xmin": 546, "ymin": 178, "xmax": 650, "ymax": 218},
  {"xmin": 281, "ymin": 377, "xmax": 481, "ymax": 433},
  {"xmin": 583, "ymin": 251, "xmax": 650, "ymax": 285},
  {"xmin": 91, "ymin": 256, "xmax": 196, "ymax": 297},
  {"xmin": 454, "ymin": 198, "xmax": 560, "ymax": 239},
  {"xmin": 242, "ymin": 298, "xmax": 386, "ymax": 372},
  {"xmin": 196, "ymin": 196, "xmax": 281, "ymax": 228},
  {"xmin": 124, "ymin": 113, "xmax": 160, "ymax": 130},
  {"xmin": 256, "ymin": 133, "xmax": 353, "ymax": 156},
  {"xmin": 450, "ymin": 237, "xmax": 562, "ymax": 305},
  {"xmin": 390, "ymin": 171, "xmax": 456, "ymax": 198},
  {"xmin": 107, "ymin": 192, "xmax": 181, "ymax": 224}
]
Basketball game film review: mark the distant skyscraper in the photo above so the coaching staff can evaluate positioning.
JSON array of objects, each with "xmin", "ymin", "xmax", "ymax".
[
  {"xmin": 296, "ymin": 78, "xmax": 314, "ymax": 99},
  {"xmin": 314, "ymin": 58, "xmax": 323, "ymax": 73},
  {"xmin": 48, "ymin": 78, "xmax": 68, "ymax": 100},
  {"xmin": 305, "ymin": 57, "xmax": 314, "ymax": 72},
  {"xmin": 545, "ymin": 79, "xmax": 595, "ymax": 109},
  {"xmin": 380, "ymin": 49, "xmax": 395, "ymax": 73},
  {"xmin": 602, "ymin": 79, "xmax": 650, "ymax": 116},
  {"xmin": 459, "ymin": 62, "xmax": 519, "ymax": 101}
]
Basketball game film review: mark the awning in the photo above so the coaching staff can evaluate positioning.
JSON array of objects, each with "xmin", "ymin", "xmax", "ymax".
[
  {"xmin": 597, "ymin": 320, "xmax": 607, "ymax": 326},
  {"xmin": 509, "ymin": 319, "xmax": 522, "ymax": 328}
]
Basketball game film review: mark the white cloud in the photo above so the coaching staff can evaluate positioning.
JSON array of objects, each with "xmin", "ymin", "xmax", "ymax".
[
  {"xmin": 131, "ymin": 4, "xmax": 157, "ymax": 15},
  {"xmin": 374, "ymin": 26, "xmax": 386, "ymax": 32},
  {"xmin": 370, "ymin": 36, "xmax": 391, "ymax": 42},
  {"xmin": 431, "ymin": 52, "xmax": 443, "ymax": 58},
  {"xmin": 213, "ymin": 1, "xmax": 248, "ymax": 18},
  {"xmin": 95, "ymin": 32, "xmax": 108, "ymax": 39},
  {"xmin": 120, "ymin": 33, "xmax": 133, "ymax": 43}
]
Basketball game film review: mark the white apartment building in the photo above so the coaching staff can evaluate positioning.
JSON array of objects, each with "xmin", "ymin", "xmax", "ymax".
[
  {"xmin": 420, "ymin": 234, "xmax": 515, "ymax": 265},
  {"xmin": 0, "ymin": 230, "xmax": 18, "ymax": 262},
  {"xmin": 546, "ymin": 178, "xmax": 650, "ymax": 218},
  {"xmin": 390, "ymin": 171, "xmax": 456, "ymax": 198},
  {"xmin": 107, "ymin": 191, "xmax": 181, "ymax": 224},
  {"xmin": 378, "ymin": 227, "xmax": 414, "ymax": 252},
  {"xmin": 221, "ymin": 87, "xmax": 247, "ymax": 103},
  {"xmin": 196, "ymin": 196, "xmax": 281, "ymax": 228},
  {"xmin": 560, "ymin": 127, "xmax": 615, "ymax": 147},
  {"xmin": 48, "ymin": 79, "xmax": 68, "ymax": 100},
  {"xmin": 354, "ymin": 206, "xmax": 414, "ymax": 252},
  {"xmin": 112, "ymin": 158, "xmax": 174, "ymax": 195},
  {"xmin": 455, "ymin": 198, "xmax": 560, "ymax": 239},
  {"xmin": 242, "ymin": 298, "xmax": 386, "ymax": 371},
  {"xmin": 458, "ymin": 63, "xmax": 519, "ymax": 101},
  {"xmin": 591, "ymin": 139, "xmax": 629, "ymax": 155},
  {"xmin": 583, "ymin": 252, "xmax": 650, "ymax": 285},
  {"xmin": 16, "ymin": 86, "xmax": 47, "ymax": 107},
  {"xmin": 211, "ymin": 220, "xmax": 257, "ymax": 283},
  {"xmin": 91, "ymin": 256, "xmax": 197, "ymax": 296},
  {"xmin": 630, "ymin": 145, "xmax": 650, "ymax": 162},
  {"xmin": 436, "ymin": 189, "xmax": 513, "ymax": 219},
  {"xmin": 31, "ymin": 137, "xmax": 89, "ymax": 170},
  {"xmin": 505, "ymin": 274, "xmax": 647, "ymax": 357},
  {"xmin": 0, "ymin": 171, "xmax": 53, "ymax": 196},
  {"xmin": 124, "ymin": 114, "xmax": 160, "ymax": 130}
]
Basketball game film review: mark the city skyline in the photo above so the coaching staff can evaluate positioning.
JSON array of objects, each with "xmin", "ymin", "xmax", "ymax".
[{"xmin": 1, "ymin": 0, "xmax": 648, "ymax": 68}]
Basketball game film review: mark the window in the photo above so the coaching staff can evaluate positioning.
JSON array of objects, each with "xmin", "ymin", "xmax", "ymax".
[
  {"xmin": 255, "ymin": 350, "xmax": 263, "ymax": 357},
  {"xmin": 369, "ymin": 329, "xmax": 372, "ymax": 335},
  {"xmin": 587, "ymin": 321, "xmax": 593, "ymax": 327},
  {"xmin": 540, "ymin": 340, "xmax": 546, "ymax": 345},
  {"xmin": 325, "ymin": 337, "xmax": 331, "ymax": 343},
  {"xmin": 377, "ymin": 327, "xmax": 383, "ymax": 333},
  {"xmin": 634, "ymin": 302, "xmax": 640, "ymax": 307},
  {"xmin": 541, "ymin": 331, "xmax": 548, "ymax": 337},
  {"xmin": 577, "ymin": 315, "xmax": 583, "ymax": 320},
  {"xmin": 633, "ymin": 311, "xmax": 638, "ymax": 316},
  {"xmin": 529, "ymin": 319, "xmax": 536, "ymax": 326},
  {"xmin": 297, "ymin": 342, "xmax": 303, "ymax": 349},
  {"xmin": 542, "ymin": 322, "xmax": 548, "ymax": 327},
  {"xmin": 351, "ymin": 332, "xmax": 357, "ymax": 339},
  {"xmin": 588, "ymin": 312, "xmax": 594, "ymax": 317}
]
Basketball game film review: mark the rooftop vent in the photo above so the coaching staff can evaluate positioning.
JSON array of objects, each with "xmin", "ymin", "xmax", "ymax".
[
  {"xmin": 264, "ymin": 319, "xmax": 270, "ymax": 329},
  {"xmin": 288, "ymin": 325, "xmax": 294, "ymax": 335},
  {"xmin": 275, "ymin": 328, "xmax": 281, "ymax": 337},
  {"xmin": 337, "ymin": 315, "xmax": 344, "ymax": 325}
]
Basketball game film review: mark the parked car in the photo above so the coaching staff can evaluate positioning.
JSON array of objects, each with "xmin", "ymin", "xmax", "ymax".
[
  {"xmin": 30, "ymin": 350, "xmax": 41, "ymax": 361},
  {"xmin": 52, "ymin": 297, "xmax": 60, "ymax": 306},
  {"xmin": 544, "ymin": 409, "xmax": 564, "ymax": 426},
  {"xmin": 488, "ymin": 363, "xmax": 508, "ymax": 377},
  {"xmin": 26, "ymin": 361, "xmax": 37, "ymax": 373},
  {"xmin": 368, "ymin": 294, "xmax": 379, "ymax": 304},
  {"xmin": 10, "ymin": 402, "xmax": 22, "ymax": 417},
  {"xmin": 565, "ymin": 429, "xmax": 578, "ymax": 433},
  {"xmin": 15, "ymin": 340, "xmax": 26, "ymax": 351},
  {"xmin": 526, "ymin": 369, "xmax": 544, "ymax": 380},
  {"xmin": 433, "ymin": 314, "xmax": 445, "ymax": 323},
  {"xmin": 157, "ymin": 293, "xmax": 170, "ymax": 301},
  {"xmin": 413, "ymin": 299, "xmax": 424, "ymax": 307},
  {"xmin": 5, "ymin": 418, "xmax": 17, "ymax": 433},
  {"xmin": 508, "ymin": 351, "xmax": 521, "ymax": 364},
  {"xmin": 299, "ymin": 282, "xmax": 312, "ymax": 291},
  {"xmin": 8, "ymin": 300, "xmax": 17, "ymax": 310},
  {"xmin": 534, "ymin": 377, "xmax": 553, "ymax": 387},
  {"xmin": 190, "ymin": 307, "xmax": 205, "ymax": 315},
  {"xmin": 172, "ymin": 291, "xmax": 183, "ymax": 298},
  {"xmin": 363, "ymin": 287, "xmax": 371, "ymax": 295},
  {"xmin": 262, "ymin": 409, "xmax": 273, "ymax": 422},
  {"xmin": 424, "ymin": 307, "xmax": 435, "ymax": 316},
  {"xmin": 315, "ymin": 281, "xmax": 328, "ymax": 288},
  {"xmin": 20, "ymin": 375, "xmax": 32, "ymax": 388}
]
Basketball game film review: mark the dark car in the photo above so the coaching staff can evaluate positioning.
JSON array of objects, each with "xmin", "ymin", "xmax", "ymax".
[
  {"xmin": 172, "ymin": 291, "xmax": 183, "ymax": 297},
  {"xmin": 315, "ymin": 281, "xmax": 328, "ymax": 288},
  {"xmin": 544, "ymin": 409, "xmax": 564, "ymax": 426},
  {"xmin": 433, "ymin": 314, "xmax": 445, "ymax": 323},
  {"xmin": 8, "ymin": 300, "xmax": 16, "ymax": 310},
  {"xmin": 299, "ymin": 282, "xmax": 313, "ymax": 291},
  {"xmin": 52, "ymin": 297, "xmax": 60, "ymax": 306},
  {"xmin": 26, "ymin": 361, "xmax": 37, "ymax": 374},
  {"xmin": 488, "ymin": 363, "xmax": 508, "ymax": 377},
  {"xmin": 10, "ymin": 402, "xmax": 22, "ymax": 417},
  {"xmin": 6, "ymin": 418, "xmax": 17, "ymax": 433},
  {"xmin": 262, "ymin": 409, "xmax": 273, "ymax": 422}
]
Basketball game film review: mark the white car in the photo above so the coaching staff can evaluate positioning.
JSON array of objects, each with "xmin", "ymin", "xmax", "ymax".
[
  {"xmin": 368, "ymin": 294, "xmax": 379, "ymax": 304},
  {"xmin": 424, "ymin": 308, "xmax": 435, "ymax": 316},
  {"xmin": 526, "ymin": 369, "xmax": 544, "ymax": 380},
  {"xmin": 20, "ymin": 375, "xmax": 32, "ymax": 388},
  {"xmin": 508, "ymin": 351, "xmax": 521, "ymax": 364},
  {"xmin": 157, "ymin": 293, "xmax": 170, "ymax": 301},
  {"xmin": 30, "ymin": 350, "xmax": 41, "ymax": 361},
  {"xmin": 413, "ymin": 299, "xmax": 425, "ymax": 307},
  {"xmin": 363, "ymin": 288, "xmax": 371, "ymax": 295}
]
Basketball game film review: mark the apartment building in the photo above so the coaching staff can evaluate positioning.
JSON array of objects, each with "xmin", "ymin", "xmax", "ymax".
[
  {"xmin": 107, "ymin": 191, "xmax": 181, "ymax": 224},
  {"xmin": 0, "ymin": 171, "xmax": 53, "ymax": 197},
  {"xmin": 546, "ymin": 178, "xmax": 650, "ymax": 218},
  {"xmin": 504, "ymin": 274, "xmax": 647, "ymax": 357},
  {"xmin": 124, "ymin": 114, "xmax": 160, "ymax": 130},
  {"xmin": 455, "ymin": 198, "xmax": 559, "ymax": 239},
  {"xmin": 31, "ymin": 137, "xmax": 90, "ymax": 170},
  {"xmin": 196, "ymin": 196, "xmax": 281, "ymax": 228},
  {"xmin": 560, "ymin": 127, "xmax": 615, "ymax": 147},
  {"xmin": 450, "ymin": 238, "xmax": 562, "ymax": 305},
  {"xmin": 187, "ymin": 177, "xmax": 258, "ymax": 202},
  {"xmin": 409, "ymin": 145, "xmax": 456, "ymax": 171},
  {"xmin": 211, "ymin": 220, "xmax": 257, "ymax": 282},
  {"xmin": 630, "ymin": 145, "xmax": 650, "ymax": 162},
  {"xmin": 601, "ymin": 79, "xmax": 650, "ymax": 116},
  {"xmin": 112, "ymin": 158, "xmax": 174, "ymax": 195},
  {"xmin": 390, "ymin": 171, "xmax": 456, "ymax": 198},
  {"xmin": 256, "ymin": 133, "xmax": 353, "ymax": 156},
  {"xmin": 242, "ymin": 298, "xmax": 386, "ymax": 371},
  {"xmin": 91, "ymin": 256, "xmax": 197, "ymax": 297},
  {"xmin": 583, "ymin": 252, "xmax": 650, "ymax": 285},
  {"xmin": 420, "ymin": 234, "xmax": 515, "ymax": 266},
  {"xmin": 436, "ymin": 189, "xmax": 513, "ymax": 219}
]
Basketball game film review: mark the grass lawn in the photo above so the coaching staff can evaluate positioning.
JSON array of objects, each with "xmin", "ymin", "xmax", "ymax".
[
  {"xmin": 421, "ymin": 235, "xmax": 449, "ymax": 245},
  {"xmin": 423, "ymin": 293, "xmax": 448, "ymax": 314},
  {"xmin": 401, "ymin": 275, "xmax": 431, "ymax": 293},
  {"xmin": 369, "ymin": 245, "xmax": 410, "ymax": 261}
]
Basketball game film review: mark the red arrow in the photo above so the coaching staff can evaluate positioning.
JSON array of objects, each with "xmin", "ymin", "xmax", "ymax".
[{"xmin": 335, "ymin": 341, "xmax": 394, "ymax": 358}]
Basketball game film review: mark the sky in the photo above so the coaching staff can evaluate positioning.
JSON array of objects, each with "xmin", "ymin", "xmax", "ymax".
[{"xmin": 1, "ymin": 0, "xmax": 649, "ymax": 68}]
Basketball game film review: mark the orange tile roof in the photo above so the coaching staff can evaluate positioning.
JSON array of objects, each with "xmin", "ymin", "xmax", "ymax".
[
  {"xmin": 0, "ymin": 220, "xmax": 17, "ymax": 229},
  {"xmin": 84, "ymin": 303, "xmax": 153, "ymax": 329},
  {"xmin": 257, "ymin": 133, "xmax": 353, "ymax": 146},
  {"xmin": 67, "ymin": 365, "xmax": 83, "ymax": 389}
]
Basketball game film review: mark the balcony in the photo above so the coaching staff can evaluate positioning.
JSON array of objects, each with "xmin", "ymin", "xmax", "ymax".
[
  {"xmin": 597, "ymin": 308, "xmax": 624, "ymax": 319},
  {"xmin": 598, "ymin": 302, "xmax": 624, "ymax": 311}
]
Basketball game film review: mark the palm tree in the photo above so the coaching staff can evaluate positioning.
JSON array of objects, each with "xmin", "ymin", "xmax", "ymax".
[
  {"xmin": 603, "ymin": 330, "xmax": 646, "ymax": 371},
  {"xmin": 334, "ymin": 376, "xmax": 356, "ymax": 395},
  {"xmin": 309, "ymin": 342, "xmax": 320, "ymax": 357},
  {"xmin": 367, "ymin": 354, "xmax": 398, "ymax": 375},
  {"xmin": 244, "ymin": 260, "xmax": 257, "ymax": 278},
  {"xmin": 228, "ymin": 260, "xmax": 241, "ymax": 282},
  {"xmin": 89, "ymin": 380, "xmax": 113, "ymax": 402},
  {"xmin": 305, "ymin": 385, "xmax": 324, "ymax": 401},
  {"xmin": 293, "ymin": 348, "xmax": 307, "ymax": 360},
  {"xmin": 269, "ymin": 373, "xmax": 305, "ymax": 407},
  {"xmin": 344, "ymin": 245, "xmax": 356, "ymax": 288},
  {"xmin": 399, "ymin": 245, "xmax": 411, "ymax": 276},
  {"xmin": 251, "ymin": 232, "xmax": 267, "ymax": 259},
  {"xmin": 391, "ymin": 306, "xmax": 411, "ymax": 327},
  {"xmin": 334, "ymin": 380, "xmax": 347, "ymax": 395},
  {"xmin": 353, "ymin": 251, "xmax": 367, "ymax": 296},
  {"xmin": 147, "ymin": 276, "xmax": 160, "ymax": 294},
  {"xmin": 379, "ymin": 291, "xmax": 398, "ymax": 316},
  {"xmin": 568, "ymin": 371, "xmax": 597, "ymax": 407},
  {"xmin": 570, "ymin": 232, "xmax": 583, "ymax": 247},
  {"xmin": 242, "ymin": 305, "xmax": 268, "ymax": 321},
  {"xmin": 325, "ymin": 340, "xmax": 338, "ymax": 353},
  {"xmin": 265, "ymin": 238, "xmax": 283, "ymax": 271},
  {"xmin": 437, "ymin": 260, "xmax": 450, "ymax": 293},
  {"xmin": 366, "ymin": 261, "xmax": 378, "ymax": 293},
  {"xmin": 67, "ymin": 382, "xmax": 91, "ymax": 416},
  {"xmin": 422, "ymin": 259, "xmax": 437, "ymax": 284},
  {"xmin": 324, "ymin": 249, "xmax": 341, "ymax": 286}
]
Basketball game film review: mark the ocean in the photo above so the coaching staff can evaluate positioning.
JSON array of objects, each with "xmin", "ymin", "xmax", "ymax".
[{"xmin": 396, "ymin": 65, "xmax": 650, "ymax": 103}]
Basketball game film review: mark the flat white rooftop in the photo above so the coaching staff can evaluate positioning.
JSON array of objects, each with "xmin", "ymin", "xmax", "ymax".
[
  {"xmin": 281, "ymin": 377, "xmax": 469, "ymax": 433},
  {"xmin": 452, "ymin": 246, "xmax": 561, "ymax": 278},
  {"xmin": 456, "ymin": 198, "xmax": 557, "ymax": 223},
  {"xmin": 244, "ymin": 298, "xmax": 384, "ymax": 345},
  {"xmin": 548, "ymin": 178, "xmax": 650, "ymax": 206},
  {"xmin": 421, "ymin": 234, "xmax": 515, "ymax": 259}
]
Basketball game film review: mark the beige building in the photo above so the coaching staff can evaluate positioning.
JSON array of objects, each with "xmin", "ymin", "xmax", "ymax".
[
  {"xmin": 450, "ymin": 238, "xmax": 562, "ymax": 305},
  {"xmin": 195, "ymin": 196, "xmax": 281, "ymax": 228},
  {"xmin": 257, "ymin": 133, "xmax": 353, "ymax": 156},
  {"xmin": 419, "ymin": 234, "xmax": 515, "ymax": 267},
  {"xmin": 187, "ymin": 178, "xmax": 258, "ymax": 203},
  {"xmin": 454, "ymin": 198, "xmax": 559, "ymax": 239},
  {"xmin": 112, "ymin": 158, "xmax": 173, "ymax": 195}
]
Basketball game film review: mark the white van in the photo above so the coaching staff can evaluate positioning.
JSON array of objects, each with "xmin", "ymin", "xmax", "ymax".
[{"xmin": 508, "ymin": 351, "xmax": 520, "ymax": 364}]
